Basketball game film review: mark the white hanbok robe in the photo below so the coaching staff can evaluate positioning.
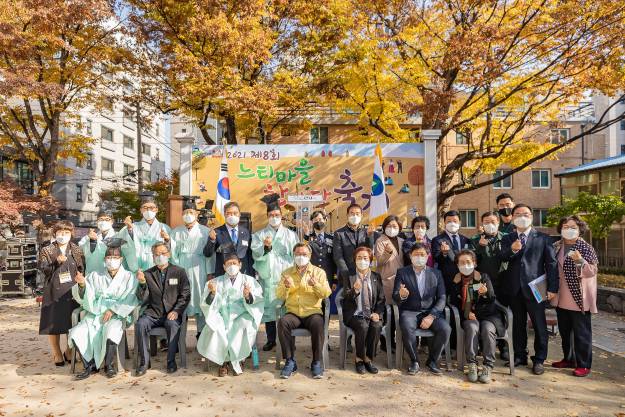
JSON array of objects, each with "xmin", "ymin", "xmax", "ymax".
[{"xmin": 117, "ymin": 219, "xmax": 171, "ymax": 272}]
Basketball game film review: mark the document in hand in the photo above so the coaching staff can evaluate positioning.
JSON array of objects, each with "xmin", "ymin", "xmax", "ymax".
[{"xmin": 528, "ymin": 274, "xmax": 547, "ymax": 303}]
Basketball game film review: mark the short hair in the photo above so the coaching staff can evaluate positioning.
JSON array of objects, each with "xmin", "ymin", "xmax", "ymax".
[
  {"xmin": 293, "ymin": 242, "xmax": 311, "ymax": 254},
  {"xmin": 409, "ymin": 242, "xmax": 430, "ymax": 254},
  {"xmin": 557, "ymin": 215, "xmax": 589, "ymax": 235},
  {"xmin": 52, "ymin": 220, "xmax": 74, "ymax": 235},
  {"xmin": 151, "ymin": 242, "xmax": 170, "ymax": 253},
  {"xmin": 105, "ymin": 246, "xmax": 123, "ymax": 257},
  {"xmin": 353, "ymin": 246, "xmax": 373, "ymax": 260},
  {"xmin": 511, "ymin": 203, "xmax": 532, "ymax": 215},
  {"xmin": 346, "ymin": 203, "xmax": 362, "ymax": 213},
  {"xmin": 496, "ymin": 193, "xmax": 514, "ymax": 204},
  {"xmin": 411, "ymin": 216, "xmax": 430, "ymax": 230},
  {"xmin": 455, "ymin": 249, "xmax": 477, "ymax": 265},
  {"xmin": 481, "ymin": 211, "xmax": 499, "ymax": 221},
  {"xmin": 310, "ymin": 210, "xmax": 326, "ymax": 221},
  {"xmin": 382, "ymin": 215, "xmax": 401, "ymax": 231},
  {"xmin": 443, "ymin": 210, "xmax": 460, "ymax": 220},
  {"xmin": 224, "ymin": 201, "xmax": 240, "ymax": 212},
  {"xmin": 223, "ymin": 252, "xmax": 240, "ymax": 264}
]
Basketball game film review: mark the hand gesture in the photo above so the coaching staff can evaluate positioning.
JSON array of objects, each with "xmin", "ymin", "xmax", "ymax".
[
  {"xmin": 568, "ymin": 250, "xmax": 582, "ymax": 262},
  {"xmin": 385, "ymin": 243, "xmax": 394, "ymax": 254},
  {"xmin": 137, "ymin": 269, "xmax": 146, "ymax": 284},
  {"xmin": 56, "ymin": 254, "xmax": 67, "ymax": 264},
  {"xmin": 478, "ymin": 225, "xmax": 484, "ymax": 234},
  {"xmin": 167, "ymin": 311, "xmax": 178, "ymax": 321},
  {"xmin": 75, "ymin": 271, "xmax": 86, "ymax": 286},
  {"xmin": 263, "ymin": 235, "xmax": 272, "ymax": 248},
  {"xmin": 302, "ymin": 221, "xmax": 310, "ymax": 236},
  {"xmin": 353, "ymin": 278, "xmax": 362, "ymax": 292},
  {"xmin": 331, "ymin": 283, "xmax": 337, "ymax": 292},
  {"xmin": 307, "ymin": 275, "xmax": 317, "ymax": 287},
  {"xmin": 283, "ymin": 277, "xmax": 294, "ymax": 289},
  {"xmin": 160, "ymin": 229, "xmax": 170, "ymax": 242},
  {"xmin": 207, "ymin": 280, "xmax": 217, "ymax": 294},
  {"xmin": 367, "ymin": 223, "xmax": 375, "ymax": 235},
  {"xmin": 243, "ymin": 283, "xmax": 251, "ymax": 299},
  {"xmin": 468, "ymin": 312, "xmax": 477, "ymax": 321},
  {"xmin": 420, "ymin": 314, "xmax": 434, "ymax": 329},
  {"xmin": 511, "ymin": 239, "xmax": 523, "ymax": 252},
  {"xmin": 102, "ymin": 310, "xmax": 113, "ymax": 323},
  {"xmin": 370, "ymin": 313, "xmax": 380, "ymax": 322},
  {"xmin": 440, "ymin": 241, "xmax": 450, "ymax": 253},
  {"xmin": 399, "ymin": 283, "xmax": 409, "ymax": 299},
  {"xmin": 477, "ymin": 283, "xmax": 487, "ymax": 295},
  {"xmin": 209, "ymin": 229, "xmax": 217, "ymax": 241},
  {"xmin": 124, "ymin": 216, "xmax": 133, "ymax": 230},
  {"xmin": 88, "ymin": 228, "xmax": 97, "ymax": 241},
  {"xmin": 478, "ymin": 235, "xmax": 488, "ymax": 247}
]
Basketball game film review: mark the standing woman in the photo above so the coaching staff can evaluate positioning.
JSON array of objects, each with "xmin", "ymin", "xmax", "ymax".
[
  {"xmin": 39, "ymin": 220, "xmax": 85, "ymax": 366},
  {"xmin": 551, "ymin": 215, "xmax": 598, "ymax": 377}
]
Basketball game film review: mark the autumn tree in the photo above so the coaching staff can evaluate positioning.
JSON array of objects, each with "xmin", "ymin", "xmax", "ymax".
[
  {"xmin": 0, "ymin": 0, "xmax": 127, "ymax": 195},
  {"xmin": 0, "ymin": 179, "xmax": 58, "ymax": 226}
]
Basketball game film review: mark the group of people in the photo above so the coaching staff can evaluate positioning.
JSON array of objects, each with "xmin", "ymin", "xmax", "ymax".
[{"xmin": 37, "ymin": 191, "xmax": 598, "ymax": 383}]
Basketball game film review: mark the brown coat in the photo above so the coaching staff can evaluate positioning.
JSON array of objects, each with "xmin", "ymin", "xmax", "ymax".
[{"xmin": 374, "ymin": 234, "xmax": 404, "ymax": 304}]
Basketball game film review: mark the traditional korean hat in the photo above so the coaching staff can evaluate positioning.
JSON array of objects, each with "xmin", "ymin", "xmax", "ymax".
[{"xmin": 261, "ymin": 193, "xmax": 281, "ymax": 213}]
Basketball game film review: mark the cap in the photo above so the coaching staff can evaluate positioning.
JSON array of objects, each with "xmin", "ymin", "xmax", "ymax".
[
  {"xmin": 97, "ymin": 206, "xmax": 114, "ymax": 219},
  {"xmin": 182, "ymin": 195, "xmax": 199, "ymax": 211},
  {"xmin": 204, "ymin": 199, "xmax": 214, "ymax": 211},
  {"xmin": 261, "ymin": 193, "xmax": 281, "ymax": 213},
  {"xmin": 139, "ymin": 191, "xmax": 156, "ymax": 204},
  {"xmin": 104, "ymin": 237, "xmax": 127, "ymax": 248}
]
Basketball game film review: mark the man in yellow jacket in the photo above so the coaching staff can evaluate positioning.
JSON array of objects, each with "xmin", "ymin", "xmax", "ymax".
[{"xmin": 276, "ymin": 242, "xmax": 331, "ymax": 379}]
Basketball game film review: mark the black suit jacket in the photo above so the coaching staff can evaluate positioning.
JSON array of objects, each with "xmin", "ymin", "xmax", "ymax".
[
  {"xmin": 341, "ymin": 271, "xmax": 385, "ymax": 324},
  {"xmin": 305, "ymin": 232, "xmax": 337, "ymax": 286},
  {"xmin": 137, "ymin": 264, "xmax": 190, "ymax": 318},
  {"xmin": 203, "ymin": 224, "xmax": 253, "ymax": 277},
  {"xmin": 392, "ymin": 266, "xmax": 446, "ymax": 318},
  {"xmin": 332, "ymin": 225, "xmax": 374, "ymax": 287},
  {"xmin": 431, "ymin": 232, "xmax": 473, "ymax": 293},
  {"xmin": 500, "ymin": 229, "xmax": 558, "ymax": 300}
]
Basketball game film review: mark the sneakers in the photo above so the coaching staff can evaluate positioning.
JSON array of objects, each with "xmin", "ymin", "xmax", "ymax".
[
  {"xmin": 552, "ymin": 359, "xmax": 575, "ymax": 369},
  {"xmin": 311, "ymin": 360, "xmax": 323, "ymax": 379},
  {"xmin": 467, "ymin": 363, "xmax": 478, "ymax": 382},
  {"xmin": 280, "ymin": 358, "xmax": 297, "ymax": 379},
  {"xmin": 478, "ymin": 366, "xmax": 492, "ymax": 384},
  {"xmin": 573, "ymin": 367, "xmax": 591, "ymax": 377}
]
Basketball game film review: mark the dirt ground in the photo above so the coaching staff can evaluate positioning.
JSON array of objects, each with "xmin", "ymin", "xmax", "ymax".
[{"xmin": 1, "ymin": 298, "xmax": 624, "ymax": 417}]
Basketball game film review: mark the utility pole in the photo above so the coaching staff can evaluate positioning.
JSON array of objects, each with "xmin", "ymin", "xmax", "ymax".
[{"xmin": 135, "ymin": 101, "xmax": 144, "ymax": 192}]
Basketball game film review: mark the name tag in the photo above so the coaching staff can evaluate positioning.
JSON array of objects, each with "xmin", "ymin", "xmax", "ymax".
[
  {"xmin": 241, "ymin": 240, "xmax": 249, "ymax": 247},
  {"xmin": 169, "ymin": 278, "xmax": 178, "ymax": 285},
  {"xmin": 59, "ymin": 272, "xmax": 72, "ymax": 284},
  {"xmin": 472, "ymin": 283, "xmax": 482, "ymax": 291}
]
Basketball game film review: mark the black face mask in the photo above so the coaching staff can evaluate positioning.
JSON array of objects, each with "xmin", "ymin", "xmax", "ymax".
[
  {"xmin": 498, "ymin": 208, "xmax": 512, "ymax": 217},
  {"xmin": 313, "ymin": 221, "xmax": 325, "ymax": 231}
]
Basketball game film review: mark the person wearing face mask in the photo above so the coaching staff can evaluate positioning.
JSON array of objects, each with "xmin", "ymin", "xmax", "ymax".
[
  {"xmin": 276, "ymin": 243, "xmax": 331, "ymax": 379},
  {"xmin": 303, "ymin": 210, "xmax": 337, "ymax": 291},
  {"xmin": 550, "ymin": 216, "xmax": 598, "ymax": 378},
  {"xmin": 170, "ymin": 196, "xmax": 215, "ymax": 337},
  {"xmin": 375, "ymin": 215, "xmax": 405, "ymax": 303},
  {"xmin": 402, "ymin": 216, "xmax": 434, "ymax": 267},
  {"xmin": 431, "ymin": 210, "xmax": 474, "ymax": 294},
  {"xmin": 451, "ymin": 250, "xmax": 504, "ymax": 384},
  {"xmin": 69, "ymin": 239, "xmax": 139, "ymax": 380},
  {"xmin": 117, "ymin": 191, "xmax": 171, "ymax": 272},
  {"xmin": 78, "ymin": 208, "xmax": 128, "ymax": 274},
  {"xmin": 393, "ymin": 243, "xmax": 450, "ymax": 375},
  {"xmin": 203, "ymin": 201, "xmax": 254, "ymax": 277},
  {"xmin": 135, "ymin": 243, "xmax": 190, "ymax": 376},
  {"xmin": 500, "ymin": 204, "xmax": 558, "ymax": 375},
  {"xmin": 496, "ymin": 193, "xmax": 516, "ymax": 234},
  {"xmin": 251, "ymin": 194, "xmax": 299, "ymax": 351},
  {"xmin": 342, "ymin": 247, "xmax": 385, "ymax": 374},
  {"xmin": 197, "ymin": 253, "xmax": 264, "ymax": 377},
  {"xmin": 39, "ymin": 221, "xmax": 85, "ymax": 367}
]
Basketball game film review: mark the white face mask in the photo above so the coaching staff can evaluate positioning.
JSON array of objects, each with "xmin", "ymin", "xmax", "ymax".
[
  {"xmin": 513, "ymin": 216, "xmax": 532, "ymax": 229},
  {"xmin": 225, "ymin": 264, "xmax": 240, "ymax": 276},
  {"xmin": 561, "ymin": 228, "xmax": 579, "ymax": 240},
  {"xmin": 445, "ymin": 222, "xmax": 460, "ymax": 234},
  {"xmin": 459, "ymin": 264, "xmax": 475, "ymax": 276},
  {"xmin": 105, "ymin": 257, "xmax": 122, "ymax": 270},
  {"xmin": 413, "ymin": 228, "xmax": 426, "ymax": 238},
  {"xmin": 97, "ymin": 221, "xmax": 113, "ymax": 232},
  {"xmin": 356, "ymin": 259, "xmax": 370, "ymax": 271},
  {"xmin": 269, "ymin": 216, "xmax": 282, "ymax": 227},
  {"xmin": 226, "ymin": 215, "xmax": 240, "ymax": 226},
  {"xmin": 483, "ymin": 223, "xmax": 498, "ymax": 235},
  {"xmin": 182, "ymin": 213, "xmax": 196, "ymax": 224},
  {"xmin": 294, "ymin": 255, "xmax": 309, "ymax": 267},
  {"xmin": 143, "ymin": 210, "xmax": 157, "ymax": 221},
  {"xmin": 385, "ymin": 227, "xmax": 399, "ymax": 238},
  {"xmin": 154, "ymin": 254, "xmax": 169, "ymax": 266},
  {"xmin": 347, "ymin": 214, "xmax": 361, "ymax": 226},
  {"xmin": 56, "ymin": 235, "xmax": 70, "ymax": 245},
  {"xmin": 411, "ymin": 255, "xmax": 428, "ymax": 268}
]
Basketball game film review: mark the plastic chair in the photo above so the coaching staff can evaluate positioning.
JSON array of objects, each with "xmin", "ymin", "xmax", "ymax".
[
  {"xmin": 133, "ymin": 310, "xmax": 188, "ymax": 370},
  {"xmin": 335, "ymin": 288, "xmax": 393, "ymax": 369},
  {"xmin": 393, "ymin": 304, "xmax": 452, "ymax": 371},
  {"xmin": 454, "ymin": 301, "xmax": 515, "ymax": 375},
  {"xmin": 274, "ymin": 298, "xmax": 331, "ymax": 370},
  {"xmin": 69, "ymin": 307, "xmax": 130, "ymax": 374}
]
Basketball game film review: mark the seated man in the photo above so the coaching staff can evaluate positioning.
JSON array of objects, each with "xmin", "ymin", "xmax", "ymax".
[
  {"xmin": 276, "ymin": 242, "xmax": 331, "ymax": 379},
  {"xmin": 70, "ymin": 238, "xmax": 139, "ymax": 380},
  {"xmin": 197, "ymin": 253, "xmax": 264, "ymax": 376},
  {"xmin": 135, "ymin": 242, "xmax": 190, "ymax": 376},
  {"xmin": 393, "ymin": 243, "xmax": 451, "ymax": 375}
]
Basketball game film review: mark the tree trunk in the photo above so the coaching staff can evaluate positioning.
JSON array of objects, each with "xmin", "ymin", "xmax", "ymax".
[
  {"xmin": 37, "ymin": 117, "xmax": 60, "ymax": 197},
  {"xmin": 224, "ymin": 115, "xmax": 237, "ymax": 144},
  {"xmin": 199, "ymin": 127, "xmax": 215, "ymax": 145}
]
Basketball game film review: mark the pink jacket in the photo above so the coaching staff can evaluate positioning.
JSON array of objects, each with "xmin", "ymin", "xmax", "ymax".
[{"xmin": 550, "ymin": 241, "xmax": 598, "ymax": 313}]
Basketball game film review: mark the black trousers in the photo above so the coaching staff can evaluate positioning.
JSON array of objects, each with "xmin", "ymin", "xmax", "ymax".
[
  {"xmin": 508, "ymin": 294, "xmax": 548, "ymax": 363},
  {"xmin": 399, "ymin": 311, "xmax": 451, "ymax": 364},
  {"xmin": 346, "ymin": 316, "xmax": 382, "ymax": 360},
  {"xmin": 278, "ymin": 313, "xmax": 324, "ymax": 362},
  {"xmin": 556, "ymin": 307, "xmax": 592, "ymax": 368},
  {"xmin": 81, "ymin": 339, "xmax": 117, "ymax": 370},
  {"xmin": 136, "ymin": 314, "xmax": 182, "ymax": 367},
  {"xmin": 265, "ymin": 321, "xmax": 276, "ymax": 344}
]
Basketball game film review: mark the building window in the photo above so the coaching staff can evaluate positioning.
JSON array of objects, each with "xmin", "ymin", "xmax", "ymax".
[
  {"xmin": 459, "ymin": 210, "xmax": 477, "ymax": 228},
  {"xmin": 621, "ymin": 120, "xmax": 625, "ymax": 131},
  {"xmin": 142, "ymin": 169, "xmax": 151, "ymax": 183},
  {"xmin": 123, "ymin": 108, "xmax": 135, "ymax": 129},
  {"xmin": 155, "ymin": 124, "xmax": 160, "ymax": 137},
  {"xmin": 123, "ymin": 164, "xmax": 134, "ymax": 176},
  {"xmin": 309, "ymin": 126, "xmax": 329, "ymax": 144},
  {"xmin": 101, "ymin": 126, "xmax": 114, "ymax": 142},
  {"xmin": 102, "ymin": 157, "xmax": 114, "ymax": 173},
  {"xmin": 141, "ymin": 143, "xmax": 151, "ymax": 156},
  {"xmin": 531, "ymin": 169, "xmax": 551, "ymax": 189},
  {"xmin": 456, "ymin": 131, "xmax": 469, "ymax": 145},
  {"xmin": 621, "ymin": 145, "xmax": 625, "ymax": 155},
  {"xmin": 155, "ymin": 148, "xmax": 160, "ymax": 161},
  {"xmin": 532, "ymin": 209, "xmax": 548, "ymax": 227},
  {"xmin": 86, "ymin": 153, "xmax": 93, "ymax": 170},
  {"xmin": 15, "ymin": 161, "xmax": 34, "ymax": 194},
  {"xmin": 550, "ymin": 128, "xmax": 570, "ymax": 144},
  {"xmin": 493, "ymin": 169, "xmax": 512, "ymax": 189},
  {"xmin": 123, "ymin": 135, "xmax": 134, "ymax": 150},
  {"xmin": 76, "ymin": 184, "xmax": 83, "ymax": 202},
  {"xmin": 84, "ymin": 118, "xmax": 93, "ymax": 135},
  {"xmin": 87, "ymin": 186, "xmax": 93, "ymax": 202},
  {"xmin": 280, "ymin": 126, "xmax": 295, "ymax": 137}
]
